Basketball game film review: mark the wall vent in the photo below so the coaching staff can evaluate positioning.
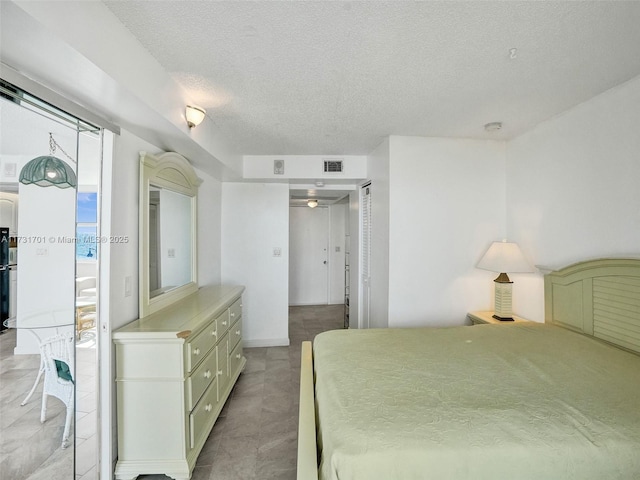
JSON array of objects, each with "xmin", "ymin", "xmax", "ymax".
[{"xmin": 323, "ymin": 159, "xmax": 343, "ymax": 173}]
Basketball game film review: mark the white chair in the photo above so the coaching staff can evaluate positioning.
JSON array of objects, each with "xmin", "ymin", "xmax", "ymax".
[
  {"xmin": 75, "ymin": 276, "xmax": 96, "ymax": 297},
  {"xmin": 76, "ymin": 277, "xmax": 97, "ymax": 339},
  {"xmin": 39, "ymin": 333, "xmax": 75, "ymax": 449}
]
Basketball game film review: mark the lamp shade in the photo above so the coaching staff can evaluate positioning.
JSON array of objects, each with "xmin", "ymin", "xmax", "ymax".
[
  {"xmin": 477, "ymin": 241, "xmax": 533, "ymax": 273},
  {"xmin": 185, "ymin": 105, "xmax": 206, "ymax": 128},
  {"xmin": 19, "ymin": 155, "xmax": 77, "ymax": 189}
]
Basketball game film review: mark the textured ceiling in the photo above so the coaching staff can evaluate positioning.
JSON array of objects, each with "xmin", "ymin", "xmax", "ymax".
[{"xmin": 103, "ymin": 1, "xmax": 640, "ymax": 156}]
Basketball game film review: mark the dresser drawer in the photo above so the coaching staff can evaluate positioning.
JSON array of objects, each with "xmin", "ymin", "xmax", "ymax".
[
  {"xmin": 229, "ymin": 340, "xmax": 243, "ymax": 377},
  {"xmin": 217, "ymin": 334, "xmax": 230, "ymax": 399},
  {"xmin": 229, "ymin": 298, "xmax": 242, "ymax": 328},
  {"xmin": 229, "ymin": 318, "xmax": 242, "ymax": 351},
  {"xmin": 189, "ymin": 377, "xmax": 219, "ymax": 449},
  {"xmin": 186, "ymin": 347, "xmax": 217, "ymax": 411},
  {"xmin": 185, "ymin": 320, "xmax": 218, "ymax": 373},
  {"xmin": 216, "ymin": 310, "xmax": 231, "ymax": 337}
]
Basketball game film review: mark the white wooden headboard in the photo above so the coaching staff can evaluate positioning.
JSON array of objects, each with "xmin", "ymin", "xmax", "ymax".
[{"xmin": 544, "ymin": 258, "xmax": 640, "ymax": 354}]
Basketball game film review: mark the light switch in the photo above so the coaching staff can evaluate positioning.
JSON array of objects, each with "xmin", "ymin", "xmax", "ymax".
[
  {"xmin": 124, "ymin": 276, "xmax": 132, "ymax": 297},
  {"xmin": 168, "ymin": 248, "xmax": 175, "ymax": 258},
  {"xmin": 273, "ymin": 247, "xmax": 282, "ymax": 257}
]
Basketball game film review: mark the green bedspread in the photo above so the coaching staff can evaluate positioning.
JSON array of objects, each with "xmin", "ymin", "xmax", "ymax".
[{"xmin": 313, "ymin": 323, "xmax": 640, "ymax": 480}]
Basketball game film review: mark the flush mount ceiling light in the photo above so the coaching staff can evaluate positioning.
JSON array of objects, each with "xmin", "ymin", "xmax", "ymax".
[
  {"xmin": 19, "ymin": 133, "xmax": 77, "ymax": 189},
  {"xmin": 484, "ymin": 122, "xmax": 503, "ymax": 132},
  {"xmin": 307, "ymin": 199, "xmax": 318, "ymax": 208},
  {"xmin": 185, "ymin": 105, "xmax": 206, "ymax": 128}
]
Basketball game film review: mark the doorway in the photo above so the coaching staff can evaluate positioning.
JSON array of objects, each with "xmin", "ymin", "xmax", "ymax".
[
  {"xmin": 289, "ymin": 206, "xmax": 329, "ymax": 305},
  {"xmin": 288, "ymin": 192, "xmax": 351, "ymax": 310}
]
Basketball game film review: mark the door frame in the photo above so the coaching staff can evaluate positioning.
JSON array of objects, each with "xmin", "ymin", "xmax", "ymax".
[{"xmin": 288, "ymin": 205, "xmax": 330, "ymax": 306}]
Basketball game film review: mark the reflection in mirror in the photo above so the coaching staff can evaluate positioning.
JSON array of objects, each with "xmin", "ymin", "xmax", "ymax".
[
  {"xmin": 0, "ymin": 79, "xmax": 102, "ymax": 479},
  {"xmin": 139, "ymin": 151, "xmax": 201, "ymax": 318},
  {"xmin": 148, "ymin": 186, "xmax": 193, "ymax": 298}
]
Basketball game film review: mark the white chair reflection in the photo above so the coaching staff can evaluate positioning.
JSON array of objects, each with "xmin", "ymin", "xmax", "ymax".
[
  {"xmin": 30, "ymin": 333, "xmax": 75, "ymax": 449},
  {"xmin": 75, "ymin": 277, "xmax": 96, "ymax": 338}
]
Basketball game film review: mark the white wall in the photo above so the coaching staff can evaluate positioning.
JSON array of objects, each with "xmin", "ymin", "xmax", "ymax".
[
  {"xmin": 387, "ymin": 136, "xmax": 507, "ymax": 327},
  {"xmin": 15, "ymin": 183, "xmax": 76, "ymax": 353},
  {"xmin": 196, "ymin": 167, "xmax": 222, "ymax": 286},
  {"xmin": 507, "ymin": 74, "xmax": 640, "ymax": 322},
  {"xmin": 221, "ymin": 183, "xmax": 290, "ymax": 347},
  {"xmin": 107, "ymin": 130, "xmax": 156, "ymax": 331}
]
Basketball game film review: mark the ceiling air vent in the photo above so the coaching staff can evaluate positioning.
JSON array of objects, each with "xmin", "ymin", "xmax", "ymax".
[{"xmin": 323, "ymin": 159, "xmax": 343, "ymax": 173}]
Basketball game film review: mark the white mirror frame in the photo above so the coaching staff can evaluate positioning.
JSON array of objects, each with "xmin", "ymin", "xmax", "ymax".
[{"xmin": 139, "ymin": 151, "xmax": 202, "ymax": 318}]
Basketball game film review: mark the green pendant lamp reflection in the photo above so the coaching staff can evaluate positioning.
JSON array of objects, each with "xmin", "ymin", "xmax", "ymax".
[{"xmin": 19, "ymin": 133, "xmax": 77, "ymax": 189}]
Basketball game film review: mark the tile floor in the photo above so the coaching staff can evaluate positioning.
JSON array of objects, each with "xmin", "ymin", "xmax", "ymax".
[
  {"xmin": 1, "ymin": 304, "xmax": 344, "ymax": 480},
  {"xmin": 0, "ymin": 327, "xmax": 98, "ymax": 480}
]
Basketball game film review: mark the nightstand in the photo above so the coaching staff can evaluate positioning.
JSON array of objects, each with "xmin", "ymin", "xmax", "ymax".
[{"xmin": 467, "ymin": 311, "xmax": 531, "ymax": 325}]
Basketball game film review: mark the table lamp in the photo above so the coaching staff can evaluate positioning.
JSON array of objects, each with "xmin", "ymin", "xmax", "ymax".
[{"xmin": 477, "ymin": 240, "xmax": 533, "ymax": 321}]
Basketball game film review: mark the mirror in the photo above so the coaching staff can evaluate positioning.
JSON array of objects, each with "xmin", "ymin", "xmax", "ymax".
[{"xmin": 139, "ymin": 151, "xmax": 201, "ymax": 317}]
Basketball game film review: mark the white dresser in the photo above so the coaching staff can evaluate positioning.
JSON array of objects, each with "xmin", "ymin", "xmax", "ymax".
[{"xmin": 113, "ymin": 285, "xmax": 246, "ymax": 480}]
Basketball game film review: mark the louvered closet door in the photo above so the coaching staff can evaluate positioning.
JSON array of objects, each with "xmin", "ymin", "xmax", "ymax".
[{"xmin": 361, "ymin": 184, "xmax": 371, "ymax": 329}]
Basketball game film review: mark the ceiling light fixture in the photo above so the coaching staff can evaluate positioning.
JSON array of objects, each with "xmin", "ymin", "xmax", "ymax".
[
  {"xmin": 484, "ymin": 122, "xmax": 502, "ymax": 132},
  {"xmin": 307, "ymin": 199, "xmax": 318, "ymax": 208},
  {"xmin": 19, "ymin": 133, "xmax": 77, "ymax": 189},
  {"xmin": 186, "ymin": 105, "xmax": 206, "ymax": 128}
]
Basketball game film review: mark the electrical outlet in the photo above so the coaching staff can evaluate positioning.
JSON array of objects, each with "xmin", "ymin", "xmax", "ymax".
[{"xmin": 273, "ymin": 247, "xmax": 282, "ymax": 257}]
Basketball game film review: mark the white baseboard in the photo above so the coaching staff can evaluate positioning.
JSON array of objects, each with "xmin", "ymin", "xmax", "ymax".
[
  {"xmin": 289, "ymin": 302, "xmax": 344, "ymax": 306},
  {"xmin": 243, "ymin": 337, "xmax": 290, "ymax": 348}
]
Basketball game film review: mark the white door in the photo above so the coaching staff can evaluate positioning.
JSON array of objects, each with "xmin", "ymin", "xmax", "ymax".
[
  {"xmin": 289, "ymin": 206, "xmax": 329, "ymax": 305},
  {"xmin": 360, "ymin": 184, "xmax": 371, "ymax": 329}
]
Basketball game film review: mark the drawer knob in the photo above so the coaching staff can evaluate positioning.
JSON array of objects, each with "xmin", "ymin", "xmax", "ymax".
[
  {"xmin": 230, "ymin": 312, "xmax": 236, "ymax": 318},
  {"xmin": 193, "ymin": 347, "xmax": 200, "ymax": 355},
  {"xmin": 217, "ymin": 370, "xmax": 223, "ymax": 376},
  {"xmin": 235, "ymin": 329, "xmax": 241, "ymax": 335},
  {"xmin": 205, "ymin": 403, "xmax": 212, "ymax": 412},
  {"xmin": 235, "ymin": 354, "xmax": 241, "ymax": 359},
  {"xmin": 211, "ymin": 330, "xmax": 217, "ymax": 337},
  {"xmin": 204, "ymin": 370, "xmax": 211, "ymax": 379},
  {"xmin": 222, "ymin": 320, "xmax": 227, "ymax": 326}
]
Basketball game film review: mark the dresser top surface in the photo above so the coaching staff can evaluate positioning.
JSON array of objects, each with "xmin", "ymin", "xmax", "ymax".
[{"xmin": 113, "ymin": 284, "xmax": 244, "ymax": 340}]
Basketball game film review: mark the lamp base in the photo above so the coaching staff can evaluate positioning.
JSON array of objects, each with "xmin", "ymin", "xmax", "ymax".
[{"xmin": 492, "ymin": 314, "xmax": 514, "ymax": 322}]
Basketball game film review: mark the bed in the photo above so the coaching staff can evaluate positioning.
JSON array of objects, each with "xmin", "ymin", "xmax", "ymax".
[{"xmin": 297, "ymin": 258, "xmax": 640, "ymax": 480}]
